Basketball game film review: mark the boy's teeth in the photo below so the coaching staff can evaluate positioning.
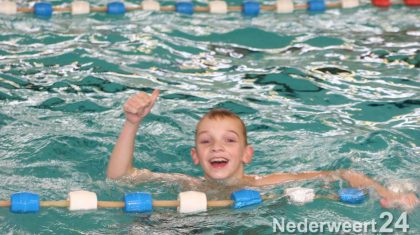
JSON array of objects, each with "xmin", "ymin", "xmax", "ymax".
[
  {"xmin": 210, "ymin": 158, "xmax": 229, "ymax": 168},
  {"xmin": 210, "ymin": 158, "xmax": 228, "ymax": 163}
]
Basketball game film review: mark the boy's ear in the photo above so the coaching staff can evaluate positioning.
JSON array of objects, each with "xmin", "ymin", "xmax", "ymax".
[
  {"xmin": 190, "ymin": 147, "xmax": 200, "ymax": 165},
  {"xmin": 242, "ymin": 145, "xmax": 254, "ymax": 164}
]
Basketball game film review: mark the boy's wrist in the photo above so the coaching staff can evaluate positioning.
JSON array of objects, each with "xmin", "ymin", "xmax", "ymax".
[
  {"xmin": 124, "ymin": 119, "xmax": 141, "ymax": 128},
  {"xmin": 374, "ymin": 184, "xmax": 395, "ymax": 199}
]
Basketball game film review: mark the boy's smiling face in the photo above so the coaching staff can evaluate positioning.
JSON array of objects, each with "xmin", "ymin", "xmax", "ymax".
[{"xmin": 191, "ymin": 116, "xmax": 253, "ymax": 183}]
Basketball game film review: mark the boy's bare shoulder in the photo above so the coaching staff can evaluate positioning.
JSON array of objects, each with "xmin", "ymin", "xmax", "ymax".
[{"xmin": 127, "ymin": 168, "xmax": 153, "ymax": 180}]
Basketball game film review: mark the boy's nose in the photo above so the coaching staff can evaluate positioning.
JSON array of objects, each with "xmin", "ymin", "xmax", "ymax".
[{"xmin": 211, "ymin": 141, "xmax": 224, "ymax": 152}]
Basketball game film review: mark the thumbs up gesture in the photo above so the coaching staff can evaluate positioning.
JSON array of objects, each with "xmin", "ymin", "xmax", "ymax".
[{"xmin": 123, "ymin": 89, "xmax": 160, "ymax": 125}]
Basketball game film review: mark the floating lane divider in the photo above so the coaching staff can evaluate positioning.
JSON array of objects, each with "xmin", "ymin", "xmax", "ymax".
[
  {"xmin": 0, "ymin": 188, "xmax": 367, "ymax": 214},
  {"xmin": 0, "ymin": 0, "xmax": 418, "ymax": 17}
]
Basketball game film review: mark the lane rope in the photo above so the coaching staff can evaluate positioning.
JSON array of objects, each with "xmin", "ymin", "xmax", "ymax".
[
  {"xmin": 0, "ymin": 0, "xmax": 418, "ymax": 17},
  {"xmin": 0, "ymin": 187, "xmax": 367, "ymax": 214}
]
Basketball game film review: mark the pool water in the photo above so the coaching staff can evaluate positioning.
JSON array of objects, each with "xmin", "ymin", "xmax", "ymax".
[{"xmin": 0, "ymin": 0, "xmax": 419, "ymax": 234}]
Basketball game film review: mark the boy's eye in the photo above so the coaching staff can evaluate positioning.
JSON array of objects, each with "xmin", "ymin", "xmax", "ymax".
[
  {"xmin": 199, "ymin": 140, "xmax": 210, "ymax": 144},
  {"xmin": 226, "ymin": 138, "xmax": 237, "ymax": 143}
]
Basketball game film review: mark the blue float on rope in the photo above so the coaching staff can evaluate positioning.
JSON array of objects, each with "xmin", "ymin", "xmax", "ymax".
[
  {"xmin": 124, "ymin": 192, "xmax": 153, "ymax": 213},
  {"xmin": 242, "ymin": 1, "xmax": 260, "ymax": 16},
  {"xmin": 175, "ymin": 1, "xmax": 194, "ymax": 15},
  {"xmin": 231, "ymin": 189, "xmax": 262, "ymax": 209},
  {"xmin": 308, "ymin": 0, "xmax": 326, "ymax": 11},
  {"xmin": 34, "ymin": 2, "xmax": 53, "ymax": 17},
  {"xmin": 107, "ymin": 2, "xmax": 126, "ymax": 15},
  {"xmin": 338, "ymin": 188, "xmax": 366, "ymax": 204},
  {"xmin": 10, "ymin": 192, "xmax": 40, "ymax": 213}
]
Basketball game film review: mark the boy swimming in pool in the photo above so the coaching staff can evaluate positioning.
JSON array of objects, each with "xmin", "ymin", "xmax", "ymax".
[{"xmin": 107, "ymin": 90, "xmax": 419, "ymax": 210}]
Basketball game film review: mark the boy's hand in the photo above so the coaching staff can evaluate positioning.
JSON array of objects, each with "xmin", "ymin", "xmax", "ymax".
[
  {"xmin": 340, "ymin": 170, "xmax": 419, "ymax": 211},
  {"xmin": 123, "ymin": 89, "xmax": 160, "ymax": 125},
  {"xmin": 380, "ymin": 192, "xmax": 419, "ymax": 211}
]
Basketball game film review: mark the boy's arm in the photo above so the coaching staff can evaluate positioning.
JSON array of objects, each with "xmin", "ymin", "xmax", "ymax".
[
  {"xmin": 254, "ymin": 170, "xmax": 419, "ymax": 210},
  {"xmin": 106, "ymin": 120, "xmax": 140, "ymax": 179},
  {"xmin": 253, "ymin": 171, "xmax": 334, "ymax": 186},
  {"xmin": 106, "ymin": 90, "xmax": 159, "ymax": 179}
]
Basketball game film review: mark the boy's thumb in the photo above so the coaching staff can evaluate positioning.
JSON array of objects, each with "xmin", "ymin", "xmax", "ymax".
[{"xmin": 151, "ymin": 89, "xmax": 160, "ymax": 101}]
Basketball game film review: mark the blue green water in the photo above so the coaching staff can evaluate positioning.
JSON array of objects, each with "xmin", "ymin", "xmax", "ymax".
[{"xmin": 0, "ymin": 1, "xmax": 419, "ymax": 234}]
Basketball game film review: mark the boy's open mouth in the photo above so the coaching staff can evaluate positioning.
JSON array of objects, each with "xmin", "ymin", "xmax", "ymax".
[{"xmin": 209, "ymin": 157, "xmax": 229, "ymax": 168}]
